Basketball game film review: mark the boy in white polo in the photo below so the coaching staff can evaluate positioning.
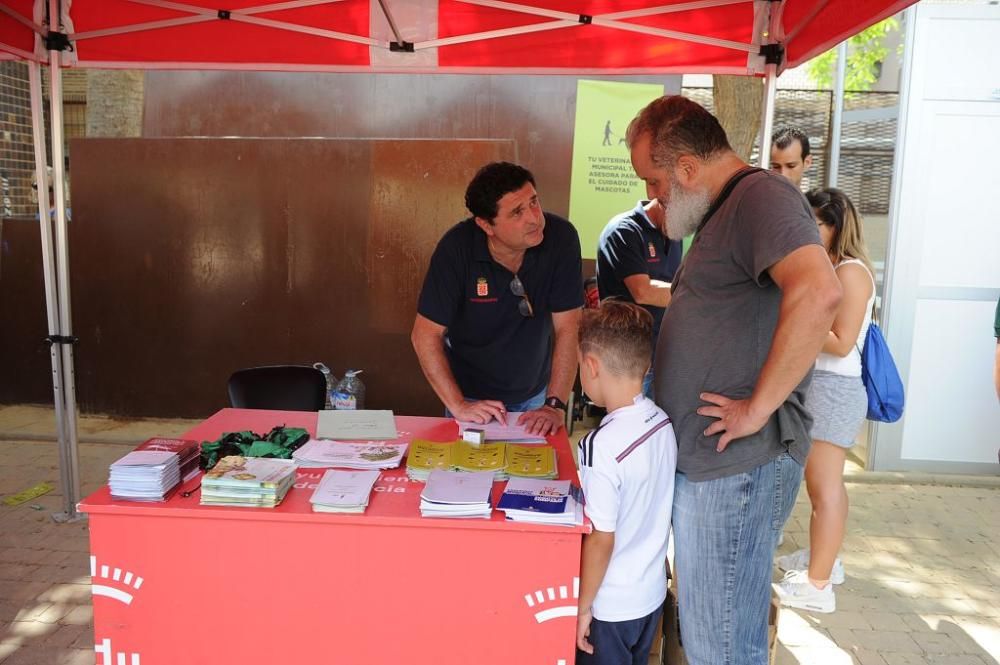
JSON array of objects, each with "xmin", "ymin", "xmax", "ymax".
[{"xmin": 575, "ymin": 301, "xmax": 677, "ymax": 665}]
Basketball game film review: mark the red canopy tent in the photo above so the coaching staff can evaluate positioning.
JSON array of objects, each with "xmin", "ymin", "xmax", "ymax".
[
  {"xmin": 3, "ymin": 0, "xmax": 912, "ymax": 72},
  {"xmin": 0, "ymin": 0, "xmax": 917, "ymax": 520}
]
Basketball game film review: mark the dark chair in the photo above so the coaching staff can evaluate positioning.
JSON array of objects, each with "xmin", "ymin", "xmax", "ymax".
[{"xmin": 227, "ymin": 365, "xmax": 327, "ymax": 412}]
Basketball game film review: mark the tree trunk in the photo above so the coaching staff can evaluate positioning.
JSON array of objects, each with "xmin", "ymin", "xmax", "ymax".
[
  {"xmin": 712, "ymin": 75, "xmax": 763, "ymax": 163},
  {"xmin": 86, "ymin": 70, "xmax": 145, "ymax": 137}
]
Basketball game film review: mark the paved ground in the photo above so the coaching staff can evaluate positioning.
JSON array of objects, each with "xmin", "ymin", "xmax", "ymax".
[{"xmin": 0, "ymin": 405, "xmax": 998, "ymax": 665}]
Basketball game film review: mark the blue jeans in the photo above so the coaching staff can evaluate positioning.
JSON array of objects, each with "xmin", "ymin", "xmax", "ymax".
[
  {"xmin": 444, "ymin": 388, "xmax": 546, "ymax": 417},
  {"xmin": 576, "ymin": 606, "xmax": 662, "ymax": 665},
  {"xmin": 642, "ymin": 344, "xmax": 656, "ymax": 400},
  {"xmin": 672, "ymin": 452, "xmax": 802, "ymax": 665}
]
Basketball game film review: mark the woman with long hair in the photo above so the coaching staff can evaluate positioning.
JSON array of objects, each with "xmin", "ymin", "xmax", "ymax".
[{"xmin": 774, "ymin": 187, "xmax": 876, "ymax": 614}]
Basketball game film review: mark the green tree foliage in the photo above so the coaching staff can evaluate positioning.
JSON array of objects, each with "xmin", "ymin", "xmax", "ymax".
[{"xmin": 806, "ymin": 18, "xmax": 900, "ymax": 91}]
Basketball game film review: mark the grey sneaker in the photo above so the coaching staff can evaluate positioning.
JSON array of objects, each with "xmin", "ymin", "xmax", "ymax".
[
  {"xmin": 774, "ymin": 570, "xmax": 836, "ymax": 613},
  {"xmin": 775, "ymin": 548, "xmax": 845, "ymax": 585}
]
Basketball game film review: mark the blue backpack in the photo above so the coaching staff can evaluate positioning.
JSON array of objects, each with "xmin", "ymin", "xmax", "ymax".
[{"xmin": 857, "ymin": 321, "xmax": 905, "ymax": 423}]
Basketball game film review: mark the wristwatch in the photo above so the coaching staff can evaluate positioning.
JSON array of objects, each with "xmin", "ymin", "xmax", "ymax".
[{"xmin": 544, "ymin": 395, "xmax": 567, "ymax": 412}]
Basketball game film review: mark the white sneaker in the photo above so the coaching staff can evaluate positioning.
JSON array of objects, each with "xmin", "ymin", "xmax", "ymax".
[
  {"xmin": 775, "ymin": 548, "xmax": 845, "ymax": 585},
  {"xmin": 774, "ymin": 570, "xmax": 836, "ymax": 613}
]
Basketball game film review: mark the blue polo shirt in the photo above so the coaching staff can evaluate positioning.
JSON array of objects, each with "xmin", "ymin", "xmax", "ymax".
[
  {"xmin": 596, "ymin": 201, "xmax": 682, "ymax": 338},
  {"xmin": 417, "ymin": 213, "xmax": 583, "ymax": 403}
]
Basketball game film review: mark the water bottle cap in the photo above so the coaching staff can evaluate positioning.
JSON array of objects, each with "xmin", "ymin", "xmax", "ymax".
[
  {"xmin": 345, "ymin": 369, "xmax": 363, "ymax": 377},
  {"xmin": 313, "ymin": 362, "xmax": 330, "ymax": 374}
]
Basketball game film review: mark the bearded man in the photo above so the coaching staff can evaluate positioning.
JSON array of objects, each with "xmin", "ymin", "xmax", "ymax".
[{"xmin": 625, "ymin": 96, "xmax": 842, "ymax": 665}]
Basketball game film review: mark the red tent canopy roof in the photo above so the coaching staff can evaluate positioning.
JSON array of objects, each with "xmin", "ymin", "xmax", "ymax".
[{"xmin": 1, "ymin": 0, "xmax": 916, "ymax": 73}]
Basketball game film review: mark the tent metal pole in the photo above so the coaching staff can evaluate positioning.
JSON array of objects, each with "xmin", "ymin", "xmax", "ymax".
[
  {"xmin": 28, "ymin": 59, "xmax": 73, "ymax": 520},
  {"xmin": 375, "ymin": 0, "xmax": 404, "ymax": 47},
  {"xmin": 47, "ymin": 0, "xmax": 83, "ymax": 522},
  {"xmin": 757, "ymin": 62, "xmax": 777, "ymax": 168},
  {"xmin": 828, "ymin": 41, "xmax": 847, "ymax": 187}
]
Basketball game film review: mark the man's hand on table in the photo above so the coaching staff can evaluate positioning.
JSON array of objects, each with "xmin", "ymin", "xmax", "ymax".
[
  {"xmin": 517, "ymin": 406, "xmax": 564, "ymax": 436},
  {"xmin": 450, "ymin": 399, "xmax": 508, "ymax": 425}
]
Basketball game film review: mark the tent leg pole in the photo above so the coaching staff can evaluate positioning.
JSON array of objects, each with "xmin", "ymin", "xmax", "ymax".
[
  {"xmin": 28, "ymin": 60, "xmax": 74, "ymax": 520},
  {"xmin": 757, "ymin": 62, "xmax": 777, "ymax": 168},
  {"xmin": 828, "ymin": 41, "xmax": 848, "ymax": 187},
  {"xmin": 45, "ymin": 11, "xmax": 83, "ymax": 522}
]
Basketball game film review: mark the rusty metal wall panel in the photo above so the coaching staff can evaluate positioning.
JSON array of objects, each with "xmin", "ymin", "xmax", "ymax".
[
  {"xmin": 64, "ymin": 137, "xmax": 511, "ymax": 418},
  {"xmin": 0, "ymin": 220, "xmax": 55, "ymax": 404},
  {"xmin": 144, "ymin": 72, "xmax": 682, "ymax": 220}
]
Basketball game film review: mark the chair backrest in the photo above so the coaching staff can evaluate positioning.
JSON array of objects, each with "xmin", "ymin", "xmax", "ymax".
[{"xmin": 227, "ymin": 365, "xmax": 327, "ymax": 412}]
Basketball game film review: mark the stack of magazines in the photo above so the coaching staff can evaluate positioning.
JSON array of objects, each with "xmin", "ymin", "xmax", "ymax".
[
  {"xmin": 200, "ymin": 456, "xmax": 297, "ymax": 508},
  {"xmin": 450, "ymin": 441, "xmax": 508, "ymax": 480},
  {"xmin": 406, "ymin": 440, "xmax": 453, "ymax": 481},
  {"xmin": 419, "ymin": 470, "xmax": 494, "ymax": 519},
  {"xmin": 134, "ymin": 438, "xmax": 201, "ymax": 481},
  {"xmin": 505, "ymin": 444, "xmax": 557, "ymax": 479},
  {"xmin": 109, "ymin": 451, "xmax": 182, "ymax": 502},
  {"xmin": 497, "ymin": 477, "xmax": 583, "ymax": 527},
  {"xmin": 309, "ymin": 469, "xmax": 380, "ymax": 514},
  {"xmin": 455, "ymin": 414, "xmax": 545, "ymax": 443},
  {"xmin": 292, "ymin": 440, "xmax": 407, "ymax": 470}
]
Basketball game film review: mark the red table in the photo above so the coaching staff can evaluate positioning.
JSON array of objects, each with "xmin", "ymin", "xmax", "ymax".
[{"xmin": 79, "ymin": 409, "xmax": 588, "ymax": 665}]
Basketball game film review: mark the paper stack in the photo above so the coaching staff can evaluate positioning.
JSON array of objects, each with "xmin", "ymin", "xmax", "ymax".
[
  {"xmin": 451, "ymin": 441, "xmax": 508, "ymax": 480},
  {"xmin": 134, "ymin": 437, "xmax": 201, "ymax": 482},
  {"xmin": 406, "ymin": 440, "xmax": 455, "ymax": 481},
  {"xmin": 109, "ymin": 451, "xmax": 182, "ymax": 502},
  {"xmin": 200, "ymin": 456, "xmax": 297, "ymax": 508},
  {"xmin": 497, "ymin": 478, "xmax": 583, "ymax": 527},
  {"xmin": 455, "ymin": 413, "xmax": 546, "ymax": 443},
  {"xmin": 292, "ymin": 440, "xmax": 408, "ymax": 470},
  {"xmin": 505, "ymin": 444, "xmax": 558, "ymax": 479},
  {"xmin": 419, "ymin": 470, "xmax": 494, "ymax": 519},
  {"xmin": 316, "ymin": 410, "xmax": 398, "ymax": 440},
  {"xmin": 309, "ymin": 469, "xmax": 380, "ymax": 514}
]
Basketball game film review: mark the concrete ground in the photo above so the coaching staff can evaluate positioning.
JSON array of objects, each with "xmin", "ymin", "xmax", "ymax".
[{"xmin": 1, "ymin": 405, "xmax": 998, "ymax": 665}]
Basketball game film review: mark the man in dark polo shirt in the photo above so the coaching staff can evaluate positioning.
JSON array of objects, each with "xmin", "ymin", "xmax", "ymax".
[
  {"xmin": 411, "ymin": 162, "xmax": 583, "ymax": 436},
  {"xmin": 626, "ymin": 96, "xmax": 842, "ymax": 665},
  {"xmin": 596, "ymin": 199, "xmax": 682, "ymax": 397}
]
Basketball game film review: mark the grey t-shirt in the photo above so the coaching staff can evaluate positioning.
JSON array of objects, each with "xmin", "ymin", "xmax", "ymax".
[{"xmin": 654, "ymin": 170, "xmax": 821, "ymax": 481}]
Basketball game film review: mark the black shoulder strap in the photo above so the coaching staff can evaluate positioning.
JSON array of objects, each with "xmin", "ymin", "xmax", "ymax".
[{"xmin": 694, "ymin": 166, "xmax": 765, "ymax": 238}]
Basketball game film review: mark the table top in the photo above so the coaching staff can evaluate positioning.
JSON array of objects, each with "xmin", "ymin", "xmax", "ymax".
[{"xmin": 79, "ymin": 408, "xmax": 589, "ymax": 534}]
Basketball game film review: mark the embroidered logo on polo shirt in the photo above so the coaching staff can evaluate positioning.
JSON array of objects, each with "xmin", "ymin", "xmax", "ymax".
[
  {"xmin": 647, "ymin": 242, "xmax": 656, "ymax": 258},
  {"xmin": 476, "ymin": 277, "xmax": 489, "ymax": 297}
]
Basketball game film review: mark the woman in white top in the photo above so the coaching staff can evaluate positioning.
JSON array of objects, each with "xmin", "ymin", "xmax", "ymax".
[{"xmin": 775, "ymin": 188, "xmax": 875, "ymax": 614}]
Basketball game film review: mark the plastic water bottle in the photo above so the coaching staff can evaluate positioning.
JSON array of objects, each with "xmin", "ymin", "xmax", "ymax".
[
  {"xmin": 312, "ymin": 363, "xmax": 338, "ymax": 410},
  {"xmin": 332, "ymin": 370, "xmax": 365, "ymax": 410}
]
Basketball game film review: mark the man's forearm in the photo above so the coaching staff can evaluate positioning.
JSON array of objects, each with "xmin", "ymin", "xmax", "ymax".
[
  {"xmin": 751, "ymin": 287, "xmax": 839, "ymax": 416},
  {"xmin": 625, "ymin": 275, "xmax": 671, "ymax": 308},
  {"xmin": 547, "ymin": 311, "xmax": 581, "ymax": 401},
  {"xmin": 412, "ymin": 333, "xmax": 465, "ymax": 412}
]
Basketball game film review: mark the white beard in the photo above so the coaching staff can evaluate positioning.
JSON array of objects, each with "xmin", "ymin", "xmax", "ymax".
[{"xmin": 662, "ymin": 179, "xmax": 711, "ymax": 241}]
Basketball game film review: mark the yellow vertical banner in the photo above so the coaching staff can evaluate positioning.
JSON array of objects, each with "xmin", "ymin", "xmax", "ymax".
[{"xmin": 568, "ymin": 80, "xmax": 664, "ymax": 260}]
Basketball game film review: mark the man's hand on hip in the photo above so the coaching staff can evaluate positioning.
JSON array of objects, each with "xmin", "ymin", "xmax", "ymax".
[
  {"xmin": 517, "ymin": 406, "xmax": 564, "ymax": 436},
  {"xmin": 697, "ymin": 392, "xmax": 770, "ymax": 452},
  {"xmin": 451, "ymin": 399, "xmax": 507, "ymax": 426}
]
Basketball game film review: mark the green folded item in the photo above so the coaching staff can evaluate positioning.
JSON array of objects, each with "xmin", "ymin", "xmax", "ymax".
[{"xmin": 200, "ymin": 426, "xmax": 309, "ymax": 471}]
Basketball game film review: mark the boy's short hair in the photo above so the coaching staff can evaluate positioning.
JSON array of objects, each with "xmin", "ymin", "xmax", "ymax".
[{"xmin": 578, "ymin": 300, "xmax": 654, "ymax": 378}]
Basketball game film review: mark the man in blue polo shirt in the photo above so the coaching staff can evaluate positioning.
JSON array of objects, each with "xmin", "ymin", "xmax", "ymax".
[
  {"xmin": 596, "ymin": 199, "xmax": 682, "ymax": 397},
  {"xmin": 411, "ymin": 162, "xmax": 583, "ymax": 436}
]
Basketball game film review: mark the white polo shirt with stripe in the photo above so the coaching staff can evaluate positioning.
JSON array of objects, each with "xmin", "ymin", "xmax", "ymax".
[{"xmin": 577, "ymin": 394, "xmax": 677, "ymax": 622}]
